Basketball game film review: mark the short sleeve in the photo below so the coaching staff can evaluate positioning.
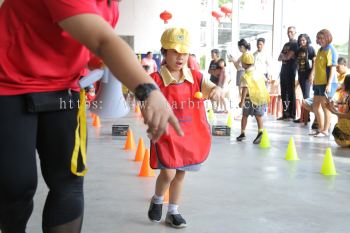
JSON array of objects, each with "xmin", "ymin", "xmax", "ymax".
[
  {"xmin": 308, "ymin": 46, "xmax": 316, "ymax": 59},
  {"xmin": 326, "ymin": 46, "xmax": 337, "ymax": 67},
  {"xmin": 330, "ymin": 46, "xmax": 338, "ymax": 66},
  {"xmin": 43, "ymin": 0, "xmax": 99, "ymax": 23}
]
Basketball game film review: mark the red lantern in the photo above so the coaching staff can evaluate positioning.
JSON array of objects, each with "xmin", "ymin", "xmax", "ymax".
[
  {"xmin": 220, "ymin": 6, "xmax": 232, "ymax": 17},
  {"xmin": 160, "ymin": 10, "xmax": 172, "ymax": 24},
  {"xmin": 211, "ymin": 11, "xmax": 223, "ymax": 22}
]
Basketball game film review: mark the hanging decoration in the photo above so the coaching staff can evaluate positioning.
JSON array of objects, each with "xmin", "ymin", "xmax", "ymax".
[
  {"xmin": 160, "ymin": 10, "xmax": 172, "ymax": 24},
  {"xmin": 211, "ymin": 10, "xmax": 223, "ymax": 22},
  {"xmin": 220, "ymin": 6, "xmax": 232, "ymax": 17}
]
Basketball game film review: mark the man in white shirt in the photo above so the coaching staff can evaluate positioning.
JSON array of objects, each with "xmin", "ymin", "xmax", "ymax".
[{"xmin": 253, "ymin": 38, "xmax": 271, "ymax": 83}]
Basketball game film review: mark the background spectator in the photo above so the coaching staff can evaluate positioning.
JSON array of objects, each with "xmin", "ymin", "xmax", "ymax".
[{"xmin": 141, "ymin": 51, "xmax": 158, "ymax": 74}]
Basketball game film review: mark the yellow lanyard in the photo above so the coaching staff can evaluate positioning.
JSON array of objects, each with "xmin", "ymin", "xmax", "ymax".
[{"xmin": 71, "ymin": 89, "xmax": 88, "ymax": 176}]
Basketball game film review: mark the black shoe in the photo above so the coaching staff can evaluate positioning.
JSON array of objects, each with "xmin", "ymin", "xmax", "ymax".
[
  {"xmin": 253, "ymin": 132, "xmax": 263, "ymax": 144},
  {"xmin": 165, "ymin": 213, "xmax": 187, "ymax": 228},
  {"xmin": 277, "ymin": 116, "xmax": 285, "ymax": 120},
  {"xmin": 236, "ymin": 133, "xmax": 246, "ymax": 141},
  {"xmin": 293, "ymin": 119, "xmax": 301, "ymax": 123},
  {"xmin": 284, "ymin": 117, "xmax": 293, "ymax": 121},
  {"xmin": 148, "ymin": 198, "xmax": 162, "ymax": 223}
]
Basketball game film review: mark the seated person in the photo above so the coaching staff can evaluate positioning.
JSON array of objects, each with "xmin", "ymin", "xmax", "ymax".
[
  {"xmin": 302, "ymin": 98, "xmax": 318, "ymax": 130},
  {"xmin": 326, "ymin": 74, "xmax": 350, "ymax": 147}
]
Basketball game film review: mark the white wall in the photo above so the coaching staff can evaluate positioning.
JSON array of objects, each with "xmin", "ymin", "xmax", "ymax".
[{"xmin": 116, "ymin": 0, "xmax": 202, "ymax": 54}]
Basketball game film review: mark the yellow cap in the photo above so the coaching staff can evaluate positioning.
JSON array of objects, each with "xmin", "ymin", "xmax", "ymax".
[
  {"xmin": 161, "ymin": 28, "xmax": 190, "ymax": 54},
  {"xmin": 241, "ymin": 53, "xmax": 254, "ymax": 65}
]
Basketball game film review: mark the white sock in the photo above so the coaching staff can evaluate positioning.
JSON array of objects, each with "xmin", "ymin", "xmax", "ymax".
[
  {"xmin": 167, "ymin": 204, "xmax": 179, "ymax": 214},
  {"xmin": 152, "ymin": 194, "xmax": 164, "ymax": 204}
]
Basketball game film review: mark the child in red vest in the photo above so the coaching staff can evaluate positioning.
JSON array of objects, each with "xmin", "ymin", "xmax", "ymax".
[
  {"xmin": 147, "ymin": 28, "xmax": 222, "ymax": 228},
  {"xmin": 85, "ymin": 84, "xmax": 96, "ymax": 103}
]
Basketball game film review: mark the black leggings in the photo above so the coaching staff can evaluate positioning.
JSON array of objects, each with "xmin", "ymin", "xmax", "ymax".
[
  {"xmin": 298, "ymin": 71, "xmax": 311, "ymax": 99},
  {"xmin": 0, "ymin": 95, "xmax": 84, "ymax": 233}
]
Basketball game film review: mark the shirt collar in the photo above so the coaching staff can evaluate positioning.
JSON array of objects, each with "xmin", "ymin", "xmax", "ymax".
[{"xmin": 160, "ymin": 65, "xmax": 194, "ymax": 86}]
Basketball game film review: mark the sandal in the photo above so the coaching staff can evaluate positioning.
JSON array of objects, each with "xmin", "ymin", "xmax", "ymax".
[{"xmin": 314, "ymin": 132, "xmax": 329, "ymax": 137}]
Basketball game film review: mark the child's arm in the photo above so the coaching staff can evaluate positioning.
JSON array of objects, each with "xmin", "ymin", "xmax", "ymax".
[
  {"xmin": 326, "ymin": 99, "xmax": 350, "ymax": 119},
  {"xmin": 239, "ymin": 75, "xmax": 248, "ymax": 108},
  {"xmin": 331, "ymin": 109, "xmax": 350, "ymax": 120},
  {"xmin": 336, "ymin": 112, "xmax": 350, "ymax": 119},
  {"xmin": 201, "ymin": 78, "xmax": 223, "ymax": 102},
  {"xmin": 239, "ymin": 87, "xmax": 248, "ymax": 108},
  {"xmin": 208, "ymin": 86, "xmax": 223, "ymax": 102}
]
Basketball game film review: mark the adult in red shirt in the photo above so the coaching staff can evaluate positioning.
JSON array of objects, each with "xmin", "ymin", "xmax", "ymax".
[
  {"xmin": 187, "ymin": 53, "xmax": 200, "ymax": 71},
  {"xmin": 0, "ymin": 0, "xmax": 183, "ymax": 232},
  {"xmin": 141, "ymin": 51, "xmax": 158, "ymax": 74}
]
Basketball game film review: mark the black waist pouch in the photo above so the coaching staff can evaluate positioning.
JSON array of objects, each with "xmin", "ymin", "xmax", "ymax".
[{"xmin": 26, "ymin": 89, "xmax": 80, "ymax": 113}]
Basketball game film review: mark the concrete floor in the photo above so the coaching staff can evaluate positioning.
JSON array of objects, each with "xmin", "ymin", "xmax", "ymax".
[{"xmin": 26, "ymin": 109, "xmax": 350, "ymax": 233}]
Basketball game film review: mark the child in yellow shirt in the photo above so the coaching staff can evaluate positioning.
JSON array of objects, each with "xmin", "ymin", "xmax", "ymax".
[{"xmin": 236, "ymin": 53, "xmax": 270, "ymax": 144}]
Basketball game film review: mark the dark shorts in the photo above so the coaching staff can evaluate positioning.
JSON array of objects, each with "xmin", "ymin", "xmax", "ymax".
[
  {"xmin": 242, "ymin": 99, "xmax": 266, "ymax": 117},
  {"xmin": 313, "ymin": 83, "xmax": 338, "ymax": 97},
  {"xmin": 236, "ymin": 70, "xmax": 245, "ymax": 86}
]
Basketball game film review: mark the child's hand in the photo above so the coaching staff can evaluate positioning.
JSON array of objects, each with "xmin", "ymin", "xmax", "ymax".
[
  {"xmin": 209, "ymin": 86, "xmax": 224, "ymax": 102},
  {"xmin": 239, "ymin": 101, "xmax": 244, "ymax": 108},
  {"xmin": 325, "ymin": 100, "xmax": 337, "ymax": 114}
]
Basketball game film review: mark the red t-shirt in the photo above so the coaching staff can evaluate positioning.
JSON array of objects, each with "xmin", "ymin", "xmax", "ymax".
[
  {"xmin": 187, "ymin": 55, "xmax": 200, "ymax": 71},
  {"xmin": 0, "ymin": 0, "xmax": 119, "ymax": 95}
]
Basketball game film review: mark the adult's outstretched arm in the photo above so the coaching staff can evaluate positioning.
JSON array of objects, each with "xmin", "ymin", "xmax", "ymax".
[{"xmin": 59, "ymin": 14, "xmax": 184, "ymax": 141}]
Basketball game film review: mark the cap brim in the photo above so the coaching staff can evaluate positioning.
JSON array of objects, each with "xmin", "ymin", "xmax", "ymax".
[{"xmin": 163, "ymin": 43, "xmax": 189, "ymax": 54}]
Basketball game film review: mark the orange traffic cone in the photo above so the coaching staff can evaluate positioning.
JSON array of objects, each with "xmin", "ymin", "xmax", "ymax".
[
  {"xmin": 138, "ymin": 149, "xmax": 155, "ymax": 177},
  {"xmin": 163, "ymin": 188, "xmax": 169, "ymax": 204},
  {"xmin": 92, "ymin": 115, "xmax": 101, "ymax": 127},
  {"xmin": 134, "ymin": 137, "xmax": 145, "ymax": 162},
  {"xmin": 135, "ymin": 103, "xmax": 141, "ymax": 114},
  {"xmin": 124, "ymin": 128, "xmax": 136, "ymax": 150}
]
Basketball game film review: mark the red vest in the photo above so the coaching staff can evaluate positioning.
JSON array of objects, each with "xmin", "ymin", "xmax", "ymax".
[{"xmin": 150, "ymin": 70, "xmax": 211, "ymax": 169}]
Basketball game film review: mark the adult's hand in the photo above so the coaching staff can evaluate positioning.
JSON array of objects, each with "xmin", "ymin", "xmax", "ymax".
[
  {"xmin": 141, "ymin": 90, "xmax": 184, "ymax": 142},
  {"xmin": 58, "ymin": 14, "xmax": 183, "ymax": 141}
]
